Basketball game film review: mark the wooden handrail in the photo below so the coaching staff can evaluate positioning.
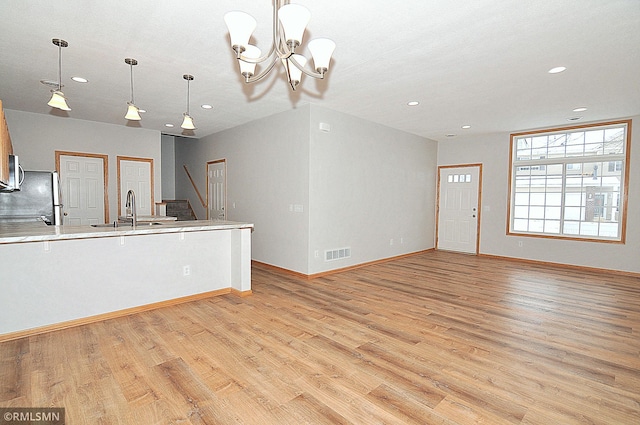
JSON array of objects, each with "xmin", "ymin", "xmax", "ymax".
[{"xmin": 183, "ymin": 164, "xmax": 206, "ymax": 209}]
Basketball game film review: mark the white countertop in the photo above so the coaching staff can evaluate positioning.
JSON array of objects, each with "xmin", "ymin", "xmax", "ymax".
[{"xmin": 0, "ymin": 220, "xmax": 254, "ymax": 244}]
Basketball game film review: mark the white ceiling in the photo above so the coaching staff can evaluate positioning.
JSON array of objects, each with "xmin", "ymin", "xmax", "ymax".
[{"xmin": 1, "ymin": 0, "xmax": 639, "ymax": 142}]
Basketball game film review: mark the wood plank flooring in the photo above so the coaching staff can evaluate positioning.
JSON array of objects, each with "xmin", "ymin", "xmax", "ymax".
[{"xmin": 1, "ymin": 250, "xmax": 639, "ymax": 424}]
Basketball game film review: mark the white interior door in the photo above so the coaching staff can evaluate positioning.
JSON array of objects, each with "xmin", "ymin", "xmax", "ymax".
[
  {"xmin": 59, "ymin": 154, "xmax": 106, "ymax": 225},
  {"xmin": 118, "ymin": 157, "xmax": 153, "ymax": 217},
  {"xmin": 207, "ymin": 160, "xmax": 226, "ymax": 220},
  {"xmin": 437, "ymin": 165, "xmax": 481, "ymax": 254}
]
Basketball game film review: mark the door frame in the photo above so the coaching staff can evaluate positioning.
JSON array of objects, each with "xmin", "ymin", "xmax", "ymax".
[
  {"xmin": 206, "ymin": 159, "xmax": 227, "ymax": 220},
  {"xmin": 55, "ymin": 150, "xmax": 110, "ymax": 223},
  {"xmin": 435, "ymin": 163, "xmax": 483, "ymax": 254},
  {"xmin": 117, "ymin": 156, "xmax": 154, "ymax": 216}
]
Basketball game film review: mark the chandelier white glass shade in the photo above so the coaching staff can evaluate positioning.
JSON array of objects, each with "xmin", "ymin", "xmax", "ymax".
[
  {"xmin": 47, "ymin": 39, "xmax": 71, "ymax": 111},
  {"xmin": 124, "ymin": 58, "xmax": 141, "ymax": 121},
  {"xmin": 224, "ymin": 0, "xmax": 336, "ymax": 91},
  {"xmin": 181, "ymin": 74, "xmax": 196, "ymax": 130}
]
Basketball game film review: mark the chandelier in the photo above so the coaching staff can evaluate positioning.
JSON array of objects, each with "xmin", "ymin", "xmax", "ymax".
[{"xmin": 224, "ymin": 0, "xmax": 336, "ymax": 91}]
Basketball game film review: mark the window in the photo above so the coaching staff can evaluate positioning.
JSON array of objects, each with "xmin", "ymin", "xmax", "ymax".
[{"xmin": 508, "ymin": 120, "xmax": 630, "ymax": 242}]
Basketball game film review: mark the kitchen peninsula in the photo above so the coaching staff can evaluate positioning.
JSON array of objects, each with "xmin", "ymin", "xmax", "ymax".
[{"xmin": 0, "ymin": 220, "xmax": 253, "ymax": 340}]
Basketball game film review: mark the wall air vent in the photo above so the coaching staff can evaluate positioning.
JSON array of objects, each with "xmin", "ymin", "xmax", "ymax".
[{"xmin": 325, "ymin": 247, "xmax": 351, "ymax": 262}]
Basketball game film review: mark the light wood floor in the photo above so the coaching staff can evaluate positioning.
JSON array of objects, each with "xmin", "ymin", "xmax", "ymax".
[{"xmin": 1, "ymin": 250, "xmax": 639, "ymax": 424}]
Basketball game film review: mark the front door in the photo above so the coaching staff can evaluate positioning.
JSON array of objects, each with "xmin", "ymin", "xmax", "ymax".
[
  {"xmin": 56, "ymin": 152, "xmax": 108, "ymax": 225},
  {"xmin": 207, "ymin": 159, "xmax": 226, "ymax": 220},
  {"xmin": 118, "ymin": 156, "xmax": 153, "ymax": 217},
  {"xmin": 437, "ymin": 164, "xmax": 482, "ymax": 254}
]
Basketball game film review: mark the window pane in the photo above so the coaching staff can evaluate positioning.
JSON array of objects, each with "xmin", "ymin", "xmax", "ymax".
[
  {"xmin": 529, "ymin": 220, "xmax": 544, "ymax": 232},
  {"xmin": 565, "ymin": 193, "xmax": 583, "ymax": 207},
  {"xmin": 514, "ymin": 192, "xmax": 530, "ymax": 205},
  {"xmin": 580, "ymin": 222, "xmax": 599, "ymax": 236},
  {"xmin": 544, "ymin": 220, "xmax": 560, "ymax": 233},
  {"xmin": 514, "ymin": 206, "xmax": 529, "ymax": 218},
  {"xmin": 564, "ymin": 206, "xmax": 583, "ymax": 220},
  {"xmin": 563, "ymin": 221, "xmax": 580, "ymax": 235},
  {"xmin": 545, "ymin": 192, "xmax": 562, "ymax": 206},
  {"xmin": 513, "ymin": 219, "xmax": 529, "ymax": 231},
  {"xmin": 585, "ymin": 143, "xmax": 603, "ymax": 156},
  {"xmin": 599, "ymin": 222, "xmax": 619, "ymax": 238},
  {"xmin": 585, "ymin": 129, "xmax": 603, "ymax": 144},
  {"xmin": 545, "ymin": 207, "xmax": 561, "ymax": 220},
  {"xmin": 530, "ymin": 206, "xmax": 545, "ymax": 219},
  {"xmin": 516, "ymin": 137, "xmax": 531, "ymax": 156},
  {"xmin": 546, "ymin": 163, "xmax": 563, "ymax": 174},
  {"xmin": 530, "ymin": 193, "xmax": 545, "ymax": 205}
]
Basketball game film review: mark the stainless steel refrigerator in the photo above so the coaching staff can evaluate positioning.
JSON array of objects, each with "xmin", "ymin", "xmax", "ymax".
[{"xmin": 0, "ymin": 171, "xmax": 63, "ymax": 225}]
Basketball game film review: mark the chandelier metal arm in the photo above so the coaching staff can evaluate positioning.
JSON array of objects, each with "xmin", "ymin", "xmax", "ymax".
[
  {"xmin": 288, "ymin": 55, "xmax": 326, "ymax": 79},
  {"xmin": 244, "ymin": 55, "xmax": 280, "ymax": 83}
]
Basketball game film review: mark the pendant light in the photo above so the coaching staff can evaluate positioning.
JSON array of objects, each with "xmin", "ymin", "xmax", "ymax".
[
  {"xmin": 124, "ymin": 58, "xmax": 141, "ymax": 121},
  {"xmin": 181, "ymin": 74, "xmax": 196, "ymax": 130},
  {"xmin": 47, "ymin": 38, "xmax": 71, "ymax": 111}
]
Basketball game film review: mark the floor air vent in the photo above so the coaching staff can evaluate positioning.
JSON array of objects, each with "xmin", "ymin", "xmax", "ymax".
[{"xmin": 325, "ymin": 247, "xmax": 351, "ymax": 261}]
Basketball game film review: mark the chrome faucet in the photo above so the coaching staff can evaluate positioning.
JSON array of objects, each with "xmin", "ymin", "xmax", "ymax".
[{"xmin": 125, "ymin": 189, "xmax": 137, "ymax": 227}]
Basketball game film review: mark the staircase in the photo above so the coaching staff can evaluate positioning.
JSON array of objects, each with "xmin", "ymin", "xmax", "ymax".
[{"xmin": 164, "ymin": 200, "xmax": 197, "ymax": 221}]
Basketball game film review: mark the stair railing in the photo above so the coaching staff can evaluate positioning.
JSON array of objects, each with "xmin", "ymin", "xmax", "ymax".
[{"xmin": 183, "ymin": 164, "xmax": 207, "ymax": 209}]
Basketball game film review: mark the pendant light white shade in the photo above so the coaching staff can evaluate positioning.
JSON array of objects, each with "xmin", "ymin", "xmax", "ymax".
[
  {"xmin": 239, "ymin": 45, "xmax": 261, "ymax": 78},
  {"xmin": 308, "ymin": 38, "xmax": 336, "ymax": 74},
  {"xmin": 125, "ymin": 103, "xmax": 141, "ymax": 121},
  {"xmin": 224, "ymin": 11, "xmax": 257, "ymax": 52},
  {"xmin": 278, "ymin": 4, "xmax": 311, "ymax": 47},
  {"xmin": 181, "ymin": 113, "xmax": 196, "ymax": 130},
  {"xmin": 47, "ymin": 90, "xmax": 71, "ymax": 111}
]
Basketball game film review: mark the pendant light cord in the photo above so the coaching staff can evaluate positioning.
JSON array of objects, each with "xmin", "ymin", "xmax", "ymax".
[
  {"xmin": 57, "ymin": 44, "xmax": 62, "ymax": 91},
  {"xmin": 130, "ymin": 64, "xmax": 135, "ymax": 104},
  {"xmin": 186, "ymin": 79, "xmax": 190, "ymax": 115}
]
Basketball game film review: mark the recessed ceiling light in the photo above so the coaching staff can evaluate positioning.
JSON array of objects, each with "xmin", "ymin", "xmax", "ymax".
[
  {"xmin": 461, "ymin": 125, "xmax": 471, "ymax": 129},
  {"xmin": 201, "ymin": 104, "xmax": 213, "ymax": 110},
  {"xmin": 71, "ymin": 76, "xmax": 88, "ymax": 83},
  {"xmin": 548, "ymin": 66, "xmax": 566, "ymax": 74},
  {"xmin": 567, "ymin": 116, "xmax": 583, "ymax": 121},
  {"xmin": 165, "ymin": 123, "xmax": 174, "ymax": 128},
  {"xmin": 407, "ymin": 101, "xmax": 420, "ymax": 106},
  {"xmin": 445, "ymin": 134, "xmax": 456, "ymax": 138},
  {"xmin": 573, "ymin": 107, "xmax": 587, "ymax": 112}
]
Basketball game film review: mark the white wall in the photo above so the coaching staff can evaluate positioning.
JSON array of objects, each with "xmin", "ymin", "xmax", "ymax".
[
  {"xmin": 437, "ymin": 115, "xmax": 640, "ymax": 274},
  {"xmin": 5, "ymin": 109, "xmax": 162, "ymax": 222},
  {"xmin": 175, "ymin": 104, "xmax": 438, "ymax": 275},
  {"xmin": 308, "ymin": 105, "xmax": 438, "ymax": 274},
  {"xmin": 161, "ymin": 134, "xmax": 176, "ymax": 200},
  {"xmin": 175, "ymin": 107, "xmax": 311, "ymax": 274}
]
